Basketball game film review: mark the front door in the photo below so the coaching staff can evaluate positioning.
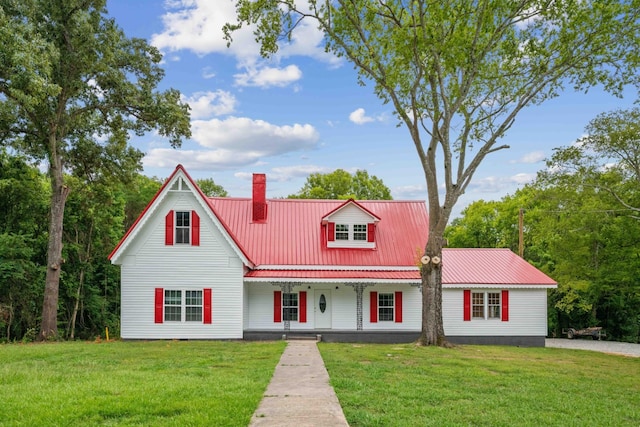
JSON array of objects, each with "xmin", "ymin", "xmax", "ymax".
[{"xmin": 314, "ymin": 290, "xmax": 332, "ymax": 329}]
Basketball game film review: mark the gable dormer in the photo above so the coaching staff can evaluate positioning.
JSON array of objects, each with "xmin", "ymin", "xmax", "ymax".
[{"xmin": 322, "ymin": 199, "xmax": 380, "ymax": 249}]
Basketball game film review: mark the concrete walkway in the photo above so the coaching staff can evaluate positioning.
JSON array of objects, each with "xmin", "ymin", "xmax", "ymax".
[{"xmin": 249, "ymin": 340, "xmax": 349, "ymax": 427}]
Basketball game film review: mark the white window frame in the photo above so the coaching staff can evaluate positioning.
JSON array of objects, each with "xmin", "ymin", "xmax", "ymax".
[
  {"xmin": 472, "ymin": 291, "xmax": 501, "ymax": 320},
  {"xmin": 282, "ymin": 292, "xmax": 299, "ymax": 321},
  {"xmin": 334, "ymin": 223, "xmax": 368, "ymax": 241},
  {"xmin": 175, "ymin": 211, "xmax": 191, "ymax": 244},
  {"xmin": 164, "ymin": 289, "xmax": 202, "ymax": 322},
  {"xmin": 378, "ymin": 293, "xmax": 395, "ymax": 322}
]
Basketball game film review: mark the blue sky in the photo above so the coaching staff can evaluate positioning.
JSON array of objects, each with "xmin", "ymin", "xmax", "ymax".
[{"xmin": 107, "ymin": 0, "xmax": 636, "ymax": 218}]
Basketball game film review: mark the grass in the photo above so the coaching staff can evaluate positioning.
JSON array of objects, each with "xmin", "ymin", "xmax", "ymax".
[
  {"xmin": 0, "ymin": 340, "xmax": 286, "ymax": 426},
  {"xmin": 319, "ymin": 343, "xmax": 640, "ymax": 427}
]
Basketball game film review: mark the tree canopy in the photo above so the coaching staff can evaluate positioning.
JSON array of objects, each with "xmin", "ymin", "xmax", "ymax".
[
  {"xmin": 226, "ymin": 0, "xmax": 640, "ymax": 345},
  {"xmin": 288, "ymin": 169, "xmax": 392, "ymax": 200},
  {"xmin": 0, "ymin": 0, "xmax": 191, "ymax": 339}
]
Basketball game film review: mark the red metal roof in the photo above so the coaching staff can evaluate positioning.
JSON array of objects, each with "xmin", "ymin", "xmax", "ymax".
[
  {"xmin": 111, "ymin": 166, "xmax": 556, "ymax": 286},
  {"xmin": 244, "ymin": 249, "xmax": 556, "ymax": 286},
  {"xmin": 208, "ymin": 197, "xmax": 429, "ymax": 267},
  {"xmin": 441, "ymin": 249, "xmax": 556, "ymax": 285},
  {"xmin": 243, "ymin": 249, "xmax": 555, "ymax": 286},
  {"xmin": 246, "ymin": 270, "xmax": 420, "ymax": 280}
]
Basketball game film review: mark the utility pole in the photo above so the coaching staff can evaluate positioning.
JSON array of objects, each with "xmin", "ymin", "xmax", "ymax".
[{"xmin": 518, "ymin": 208, "xmax": 524, "ymax": 257}]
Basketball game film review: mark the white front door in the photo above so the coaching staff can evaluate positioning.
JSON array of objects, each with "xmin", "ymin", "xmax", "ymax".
[{"xmin": 314, "ymin": 290, "xmax": 332, "ymax": 329}]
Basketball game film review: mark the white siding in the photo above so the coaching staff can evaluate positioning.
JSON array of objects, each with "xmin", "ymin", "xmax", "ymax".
[
  {"xmin": 443, "ymin": 288, "xmax": 548, "ymax": 336},
  {"xmin": 245, "ymin": 283, "xmax": 421, "ymax": 331},
  {"xmin": 120, "ymin": 192, "xmax": 244, "ymax": 339}
]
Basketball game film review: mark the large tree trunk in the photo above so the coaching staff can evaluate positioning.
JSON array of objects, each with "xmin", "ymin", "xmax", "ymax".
[
  {"xmin": 39, "ymin": 141, "xmax": 70, "ymax": 340},
  {"xmin": 417, "ymin": 233, "xmax": 447, "ymax": 346}
]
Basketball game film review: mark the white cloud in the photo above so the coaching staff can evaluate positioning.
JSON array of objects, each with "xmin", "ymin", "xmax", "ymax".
[
  {"xmin": 182, "ymin": 90, "xmax": 237, "ymax": 119},
  {"xmin": 202, "ymin": 67, "xmax": 216, "ymax": 79},
  {"xmin": 393, "ymin": 184, "xmax": 427, "ymax": 200},
  {"xmin": 234, "ymin": 65, "xmax": 303, "ymax": 88},
  {"xmin": 468, "ymin": 173, "xmax": 536, "ymax": 193},
  {"xmin": 191, "ymin": 117, "xmax": 319, "ymax": 152},
  {"xmin": 151, "ymin": 0, "xmax": 340, "ymax": 73},
  {"xmin": 144, "ymin": 116, "xmax": 320, "ymax": 171},
  {"xmin": 235, "ymin": 164, "xmax": 331, "ymax": 183},
  {"xmin": 349, "ymin": 108, "xmax": 375, "ymax": 125},
  {"xmin": 514, "ymin": 150, "xmax": 546, "ymax": 164},
  {"xmin": 269, "ymin": 165, "xmax": 331, "ymax": 182}
]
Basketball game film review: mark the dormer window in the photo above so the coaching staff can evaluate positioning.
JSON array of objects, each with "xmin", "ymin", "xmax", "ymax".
[
  {"xmin": 353, "ymin": 224, "xmax": 367, "ymax": 241},
  {"xmin": 335, "ymin": 224, "xmax": 349, "ymax": 240},
  {"xmin": 323, "ymin": 199, "xmax": 380, "ymax": 249}
]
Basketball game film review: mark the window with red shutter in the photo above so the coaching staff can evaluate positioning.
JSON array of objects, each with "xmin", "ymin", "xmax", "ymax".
[
  {"xmin": 203, "ymin": 288, "xmax": 212, "ymax": 324},
  {"xmin": 501, "ymin": 290, "xmax": 509, "ymax": 322},
  {"xmin": 370, "ymin": 291, "xmax": 378, "ymax": 323},
  {"xmin": 299, "ymin": 291, "xmax": 307, "ymax": 323},
  {"xmin": 165, "ymin": 211, "xmax": 174, "ymax": 245},
  {"xmin": 191, "ymin": 211, "xmax": 200, "ymax": 246},
  {"xmin": 155, "ymin": 288, "xmax": 164, "ymax": 323},
  {"xmin": 395, "ymin": 291, "xmax": 403, "ymax": 323},
  {"xmin": 463, "ymin": 290, "xmax": 471, "ymax": 321},
  {"xmin": 274, "ymin": 291, "xmax": 282, "ymax": 323},
  {"xmin": 367, "ymin": 223, "xmax": 375, "ymax": 242},
  {"xmin": 328, "ymin": 222, "xmax": 335, "ymax": 242}
]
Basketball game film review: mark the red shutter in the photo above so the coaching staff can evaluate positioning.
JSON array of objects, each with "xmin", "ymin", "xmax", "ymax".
[
  {"xmin": 395, "ymin": 291, "xmax": 403, "ymax": 323},
  {"xmin": 328, "ymin": 222, "xmax": 335, "ymax": 241},
  {"xmin": 299, "ymin": 291, "xmax": 307, "ymax": 323},
  {"xmin": 165, "ymin": 211, "xmax": 174, "ymax": 245},
  {"xmin": 154, "ymin": 288, "xmax": 164, "ymax": 323},
  {"xmin": 274, "ymin": 291, "xmax": 282, "ymax": 323},
  {"xmin": 463, "ymin": 289, "xmax": 471, "ymax": 321},
  {"xmin": 367, "ymin": 223, "xmax": 375, "ymax": 242},
  {"xmin": 191, "ymin": 211, "xmax": 200, "ymax": 246},
  {"xmin": 501, "ymin": 290, "xmax": 509, "ymax": 322},
  {"xmin": 203, "ymin": 288, "xmax": 212, "ymax": 324},
  {"xmin": 370, "ymin": 291, "xmax": 378, "ymax": 323}
]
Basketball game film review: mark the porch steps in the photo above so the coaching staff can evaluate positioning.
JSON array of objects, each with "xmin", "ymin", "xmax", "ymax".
[{"xmin": 282, "ymin": 334, "xmax": 323, "ymax": 342}]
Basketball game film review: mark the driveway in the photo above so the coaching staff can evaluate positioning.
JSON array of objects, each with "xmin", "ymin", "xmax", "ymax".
[{"xmin": 546, "ymin": 338, "xmax": 640, "ymax": 358}]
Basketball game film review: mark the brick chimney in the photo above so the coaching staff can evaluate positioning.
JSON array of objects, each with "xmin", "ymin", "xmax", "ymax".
[{"xmin": 252, "ymin": 173, "xmax": 267, "ymax": 222}]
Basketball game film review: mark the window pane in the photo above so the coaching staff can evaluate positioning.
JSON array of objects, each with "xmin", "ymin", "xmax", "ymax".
[
  {"xmin": 353, "ymin": 224, "xmax": 367, "ymax": 241},
  {"xmin": 379, "ymin": 308, "xmax": 394, "ymax": 321},
  {"xmin": 175, "ymin": 211, "xmax": 190, "ymax": 244},
  {"xmin": 335, "ymin": 224, "xmax": 349, "ymax": 240},
  {"xmin": 378, "ymin": 293, "xmax": 394, "ymax": 321},
  {"xmin": 487, "ymin": 292, "xmax": 501, "ymax": 319},
  {"xmin": 283, "ymin": 308, "xmax": 298, "ymax": 321},
  {"xmin": 186, "ymin": 290, "xmax": 202, "ymax": 306},
  {"xmin": 186, "ymin": 306, "xmax": 202, "ymax": 322},
  {"xmin": 176, "ymin": 211, "xmax": 190, "ymax": 227},
  {"xmin": 165, "ymin": 290, "xmax": 181, "ymax": 305},
  {"xmin": 472, "ymin": 292, "xmax": 484, "ymax": 319},
  {"xmin": 165, "ymin": 306, "xmax": 181, "ymax": 322}
]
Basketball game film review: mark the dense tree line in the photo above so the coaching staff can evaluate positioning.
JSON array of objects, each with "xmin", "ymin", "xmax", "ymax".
[{"xmin": 0, "ymin": 150, "xmax": 161, "ymax": 341}]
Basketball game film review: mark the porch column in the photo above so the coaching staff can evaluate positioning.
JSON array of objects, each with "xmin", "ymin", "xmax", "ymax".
[
  {"xmin": 347, "ymin": 283, "xmax": 371, "ymax": 331},
  {"xmin": 272, "ymin": 281, "xmax": 302, "ymax": 331}
]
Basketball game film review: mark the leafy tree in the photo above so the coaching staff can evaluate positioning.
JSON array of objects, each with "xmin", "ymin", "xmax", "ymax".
[
  {"xmin": 543, "ymin": 107, "xmax": 640, "ymax": 217},
  {"xmin": 0, "ymin": 0, "xmax": 191, "ymax": 339},
  {"xmin": 226, "ymin": 0, "xmax": 640, "ymax": 345},
  {"xmin": 123, "ymin": 175, "xmax": 163, "ymax": 231},
  {"xmin": 288, "ymin": 169, "xmax": 392, "ymax": 200},
  {"xmin": 197, "ymin": 178, "xmax": 228, "ymax": 197}
]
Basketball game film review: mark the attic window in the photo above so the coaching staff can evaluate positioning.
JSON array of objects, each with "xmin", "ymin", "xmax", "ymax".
[
  {"xmin": 335, "ymin": 224, "xmax": 349, "ymax": 240},
  {"xmin": 353, "ymin": 224, "xmax": 367, "ymax": 241},
  {"xmin": 175, "ymin": 211, "xmax": 190, "ymax": 244},
  {"xmin": 327, "ymin": 222, "xmax": 376, "ymax": 248}
]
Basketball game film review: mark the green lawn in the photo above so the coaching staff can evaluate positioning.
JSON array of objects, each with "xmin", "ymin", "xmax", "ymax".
[
  {"xmin": 0, "ymin": 340, "xmax": 285, "ymax": 426},
  {"xmin": 319, "ymin": 343, "xmax": 640, "ymax": 427}
]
